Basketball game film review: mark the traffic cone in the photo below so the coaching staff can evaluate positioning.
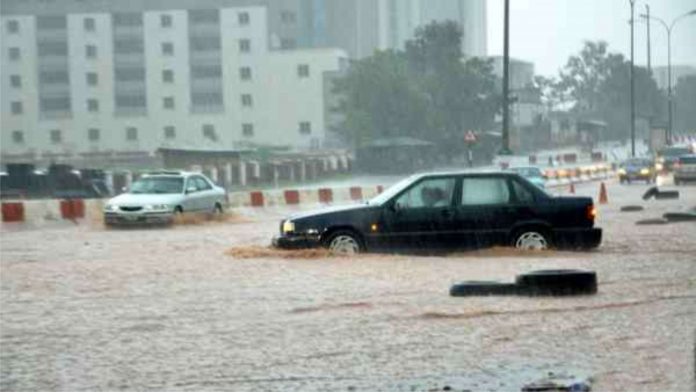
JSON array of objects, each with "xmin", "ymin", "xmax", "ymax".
[
  {"xmin": 569, "ymin": 183, "xmax": 575, "ymax": 194},
  {"xmin": 598, "ymin": 182, "xmax": 608, "ymax": 204}
]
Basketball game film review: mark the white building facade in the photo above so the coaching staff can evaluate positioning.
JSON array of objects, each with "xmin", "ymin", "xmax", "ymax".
[{"xmin": 1, "ymin": 6, "xmax": 347, "ymax": 165}]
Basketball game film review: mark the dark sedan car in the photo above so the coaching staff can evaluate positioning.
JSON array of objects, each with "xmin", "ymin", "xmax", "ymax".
[
  {"xmin": 618, "ymin": 157, "xmax": 656, "ymax": 184},
  {"xmin": 273, "ymin": 171, "xmax": 602, "ymax": 254}
]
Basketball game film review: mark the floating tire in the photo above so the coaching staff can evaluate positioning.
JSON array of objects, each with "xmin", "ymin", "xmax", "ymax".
[
  {"xmin": 515, "ymin": 269, "xmax": 597, "ymax": 296},
  {"xmin": 654, "ymin": 190, "xmax": 680, "ymax": 200},
  {"xmin": 642, "ymin": 186, "xmax": 658, "ymax": 200},
  {"xmin": 620, "ymin": 205, "xmax": 644, "ymax": 212},
  {"xmin": 449, "ymin": 281, "xmax": 518, "ymax": 297},
  {"xmin": 635, "ymin": 218, "xmax": 669, "ymax": 225},
  {"xmin": 663, "ymin": 212, "xmax": 696, "ymax": 222}
]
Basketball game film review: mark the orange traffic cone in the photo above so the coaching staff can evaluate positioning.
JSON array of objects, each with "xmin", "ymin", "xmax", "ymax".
[
  {"xmin": 598, "ymin": 182, "xmax": 608, "ymax": 204},
  {"xmin": 569, "ymin": 183, "xmax": 576, "ymax": 194}
]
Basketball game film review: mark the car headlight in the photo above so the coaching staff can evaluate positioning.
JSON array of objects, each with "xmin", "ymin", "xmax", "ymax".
[
  {"xmin": 640, "ymin": 168, "xmax": 650, "ymax": 175},
  {"xmin": 655, "ymin": 163, "xmax": 663, "ymax": 171},
  {"xmin": 104, "ymin": 204, "xmax": 116, "ymax": 211},
  {"xmin": 282, "ymin": 220, "xmax": 295, "ymax": 233},
  {"xmin": 618, "ymin": 168, "xmax": 626, "ymax": 175}
]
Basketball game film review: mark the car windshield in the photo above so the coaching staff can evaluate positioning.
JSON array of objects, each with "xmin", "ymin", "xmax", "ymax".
[
  {"xmin": 623, "ymin": 159, "xmax": 651, "ymax": 166},
  {"xmin": 130, "ymin": 177, "xmax": 183, "ymax": 194},
  {"xmin": 510, "ymin": 167, "xmax": 543, "ymax": 178},
  {"xmin": 368, "ymin": 175, "xmax": 420, "ymax": 206}
]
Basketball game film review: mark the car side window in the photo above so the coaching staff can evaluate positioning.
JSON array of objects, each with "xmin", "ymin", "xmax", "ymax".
[
  {"xmin": 185, "ymin": 178, "xmax": 197, "ymax": 193},
  {"xmin": 511, "ymin": 179, "xmax": 535, "ymax": 203},
  {"xmin": 394, "ymin": 178, "xmax": 456, "ymax": 209},
  {"xmin": 461, "ymin": 177, "xmax": 510, "ymax": 205},
  {"xmin": 194, "ymin": 177, "xmax": 212, "ymax": 191}
]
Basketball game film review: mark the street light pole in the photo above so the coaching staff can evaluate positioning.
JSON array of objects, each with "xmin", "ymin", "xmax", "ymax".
[
  {"xmin": 646, "ymin": 4, "xmax": 651, "ymax": 75},
  {"xmin": 500, "ymin": 0, "xmax": 512, "ymax": 155},
  {"xmin": 630, "ymin": 0, "xmax": 635, "ymax": 157},
  {"xmin": 640, "ymin": 9, "xmax": 696, "ymax": 145}
]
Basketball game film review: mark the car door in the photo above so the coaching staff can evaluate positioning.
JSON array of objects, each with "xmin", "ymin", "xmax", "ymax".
[
  {"xmin": 453, "ymin": 175, "xmax": 514, "ymax": 248},
  {"xmin": 382, "ymin": 176, "xmax": 458, "ymax": 250},
  {"xmin": 182, "ymin": 177, "xmax": 199, "ymax": 212},
  {"xmin": 194, "ymin": 176, "xmax": 215, "ymax": 211}
]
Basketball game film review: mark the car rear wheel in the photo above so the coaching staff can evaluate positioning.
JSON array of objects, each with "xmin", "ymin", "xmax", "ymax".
[
  {"xmin": 325, "ymin": 231, "xmax": 363, "ymax": 255},
  {"xmin": 513, "ymin": 230, "xmax": 549, "ymax": 250}
]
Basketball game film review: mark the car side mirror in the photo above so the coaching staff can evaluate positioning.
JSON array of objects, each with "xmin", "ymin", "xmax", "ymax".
[
  {"xmin": 389, "ymin": 202, "xmax": 402, "ymax": 213},
  {"xmin": 186, "ymin": 186, "xmax": 197, "ymax": 194}
]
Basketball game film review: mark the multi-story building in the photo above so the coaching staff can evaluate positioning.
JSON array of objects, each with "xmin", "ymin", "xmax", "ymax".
[
  {"xmin": 1, "ymin": 4, "xmax": 347, "ymax": 167},
  {"xmin": 652, "ymin": 65, "xmax": 696, "ymax": 90}
]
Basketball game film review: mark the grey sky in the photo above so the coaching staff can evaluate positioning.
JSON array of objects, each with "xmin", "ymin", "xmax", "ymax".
[{"xmin": 487, "ymin": 0, "xmax": 696, "ymax": 76}]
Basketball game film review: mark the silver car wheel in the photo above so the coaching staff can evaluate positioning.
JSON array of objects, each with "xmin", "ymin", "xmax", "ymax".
[
  {"xmin": 329, "ymin": 235, "xmax": 360, "ymax": 255},
  {"xmin": 515, "ymin": 231, "xmax": 548, "ymax": 250}
]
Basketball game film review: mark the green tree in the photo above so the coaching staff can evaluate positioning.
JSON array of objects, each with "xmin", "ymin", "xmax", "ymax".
[{"xmin": 674, "ymin": 75, "xmax": 696, "ymax": 133}]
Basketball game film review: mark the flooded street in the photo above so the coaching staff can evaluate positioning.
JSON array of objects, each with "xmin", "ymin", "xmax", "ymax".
[{"xmin": 2, "ymin": 179, "xmax": 695, "ymax": 391}]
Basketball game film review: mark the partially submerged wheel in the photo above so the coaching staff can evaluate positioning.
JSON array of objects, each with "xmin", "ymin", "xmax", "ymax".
[
  {"xmin": 450, "ymin": 281, "xmax": 518, "ymax": 297},
  {"xmin": 515, "ymin": 269, "xmax": 597, "ymax": 296},
  {"xmin": 513, "ymin": 230, "xmax": 550, "ymax": 250},
  {"xmin": 325, "ymin": 231, "xmax": 363, "ymax": 255},
  {"xmin": 620, "ymin": 205, "xmax": 644, "ymax": 212}
]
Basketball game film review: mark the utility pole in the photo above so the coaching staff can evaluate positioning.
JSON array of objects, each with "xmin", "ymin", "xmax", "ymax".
[
  {"xmin": 500, "ymin": 0, "xmax": 511, "ymax": 155},
  {"xmin": 646, "ymin": 4, "xmax": 651, "ymax": 75},
  {"xmin": 629, "ymin": 0, "xmax": 636, "ymax": 157}
]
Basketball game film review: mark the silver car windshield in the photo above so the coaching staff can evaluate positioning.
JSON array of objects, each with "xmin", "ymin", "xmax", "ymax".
[{"xmin": 130, "ymin": 177, "xmax": 184, "ymax": 194}]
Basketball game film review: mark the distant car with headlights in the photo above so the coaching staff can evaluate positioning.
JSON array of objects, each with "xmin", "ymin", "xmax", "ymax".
[
  {"xmin": 103, "ymin": 171, "xmax": 226, "ymax": 226},
  {"xmin": 507, "ymin": 166, "xmax": 546, "ymax": 189},
  {"xmin": 273, "ymin": 171, "xmax": 601, "ymax": 254},
  {"xmin": 674, "ymin": 154, "xmax": 696, "ymax": 185},
  {"xmin": 656, "ymin": 146, "xmax": 692, "ymax": 172},
  {"xmin": 618, "ymin": 158, "xmax": 656, "ymax": 184}
]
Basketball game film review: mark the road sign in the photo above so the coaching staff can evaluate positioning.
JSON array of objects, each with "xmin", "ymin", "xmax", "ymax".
[{"xmin": 465, "ymin": 130, "xmax": 477, "ymax": 143}]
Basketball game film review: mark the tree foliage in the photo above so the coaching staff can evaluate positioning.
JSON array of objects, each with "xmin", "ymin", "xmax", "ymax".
[{"xmin": 333, "ymin": 21, "xmax": 500, "ymax": 155}]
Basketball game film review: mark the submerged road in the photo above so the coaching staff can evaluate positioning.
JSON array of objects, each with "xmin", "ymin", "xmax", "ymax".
[{"xmin": 1, "ymin": 179, "xmax": 695, "ymax": 391}]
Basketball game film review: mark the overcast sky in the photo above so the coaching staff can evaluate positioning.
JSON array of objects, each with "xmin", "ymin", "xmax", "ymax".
[{"xmin": 487, "ymin": 0, "xmax": 696, "ymax": 76}]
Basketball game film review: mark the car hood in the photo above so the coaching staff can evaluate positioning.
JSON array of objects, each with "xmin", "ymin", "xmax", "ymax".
[
  {"xmin": 287, "ymin": 203, "xmax": 375, "ymax": 222},
  {"xmin": 107, "ymin": 193, "xmax": 184, "ymax": 206}
]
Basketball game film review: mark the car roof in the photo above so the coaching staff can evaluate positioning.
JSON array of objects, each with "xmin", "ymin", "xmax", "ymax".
[
  {"xmin": 141, "ymin": 171, "xmax": 200, "ymax": 178},
  {"xmin": 411, "ymin": 169, "xmax": 520, "ymax": 179}
]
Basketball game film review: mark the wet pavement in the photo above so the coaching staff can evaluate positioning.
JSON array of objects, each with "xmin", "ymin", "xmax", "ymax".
[{"xmin": 1, "ymin": 179, "xmax": 695, "ymax": 391}]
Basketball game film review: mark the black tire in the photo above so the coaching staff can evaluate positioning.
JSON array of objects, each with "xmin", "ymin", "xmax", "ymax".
[
  {"xmin": 213, "ymin": 202, "xmax": 223, "ymax": 215},
  {"xmin": 450, "ymin": 281, "xmax": 519, "ymax": 297},
  {"xmin": 620, "ymin": 205, "xmax": 644, "ymax": 212},
  {"xmin": 636, "ymin": 218, "xmax": 669, "ymax": 225},
  {"xmin": 663, "ymin": 212, "xmax": 696, "ymax": 222},
  {"xmin": 654, "ymin": 190, "xmax": 679, "ymax": 200},
  {"xmin": 642, "ymin": 186, "xmax": 658, "ymax": 200},
  {"xmin": 322, "ymin": 230, "xmax": 365, "ymax": 254},
  {"xmin": 515, "ymin": 269, "xmax": 597, "ymax": 296}
]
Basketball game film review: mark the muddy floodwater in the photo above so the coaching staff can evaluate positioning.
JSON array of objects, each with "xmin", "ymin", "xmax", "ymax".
[{"xmin": 1, "ymin": 180, "xmax": 695, "ymax": 391}]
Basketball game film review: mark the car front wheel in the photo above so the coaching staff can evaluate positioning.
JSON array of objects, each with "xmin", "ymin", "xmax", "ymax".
[{"xmin": 324, "ymin": 231, "xmax": 364, "ymax": 255}]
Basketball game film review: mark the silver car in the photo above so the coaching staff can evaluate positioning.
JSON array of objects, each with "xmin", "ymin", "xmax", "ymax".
[
  {"xmin": 104, "ymin": 171, "xmax": 226, "ymax": 226},
  {"xmin": 508, "ymin": 166, "xmax": 546, "ymax": 189}
]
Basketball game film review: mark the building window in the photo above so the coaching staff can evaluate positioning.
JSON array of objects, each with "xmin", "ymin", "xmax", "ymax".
[
  {"xmin": 238, "ymin": 12, "xmax": 250, "ymax": 25},
  {"xmin": 202, "ymin": 124, "xmax": 217, "ymax": 141},
  {"xmin": 191, "ymin": 92, "xmax": 223, "ymax": 107},
  {"xmin": 242, "ymin": 123, "xmax": 254, "ymax": 137},
  {"xmin": 163, "ymin": 97, "xmax": 175, "ymax": 109},
  {"xmin": 11, "ymin": 101, "xmax": 23, "ymax": 114},
  {"xmin": 84, "ymin": 17, "xmax": 95, "ymax": 32},
  {"xmin": 239, "ymin": 39, "xmax": 251, "ymax": 53},
  {"xmin": 239, "ymin": 67, "xmax": 252, "ymax": 81},
  {"xmin": 12, "ymin": 130, "xmax": 24, "ymax": 144},
  {"xmin": 160, "ymin": 14, "xmax": 172, "ymax": 28},
  {"xmin": 86, "ymin": 45, "xmax": 97, "ymax": 58},
  {"xmin": 161, "ymin": 42, "xmax": 174, "ymax": 56},
  {"xmin": 86, "ymin": 72, "xmax": 98, "ymax": 86},
  {"xmin": 162, "ymin": 69, "xmax": 174, "ymax": 83},
  {"xmin": 40, "ymin": 97, "xmax": 71, "ymax": 112},
  {"xmin": 9, "ymin": 47, "xmax": 20, "ymax": 60},
  {"xmin": 10, "ymin": 75, "xmax": 21, "ymax": 88},
  {"xmin": 299, "ymin": 121, "xmax": 311, "ymax": 134},
  {"xmin": 298, "ymin": 64, "xmax": 310, "ymax": 78},
  {"xmin": 7, "ymin": 20, "xmax": 19, "ymax": 34},
  {"xmin": 281, "ymin": 11, "xmax": 296, "ymax": 24},
  {"xmin": 241, "ymin": 94, "xmax": 253, "ymax": 107},
  {"xmin": 87, "ymin": 99, "xmax": 99, "ymax": 112},
  {"xmin": 126, "ymin": 127, "xmax": 138, "ymax": 141},
  {"xmin": 50, "ymin": 129, "xmax": 62, "ymax": 144},
  {"xmin": 88, "ymin": 128, "xmax": 100, "ymax": 141},
  {"xmin": 164, "ymin": 126, "xmax": 176, "ymax": 139}
]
